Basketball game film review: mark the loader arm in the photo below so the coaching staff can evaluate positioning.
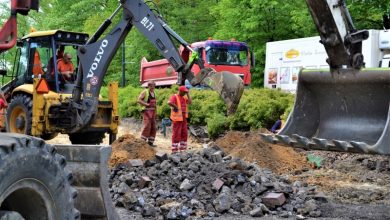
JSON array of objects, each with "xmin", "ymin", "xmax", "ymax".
[
  {"xmin": 305, "ymin": 0, "xmax": 368, "ymax": 69},
  {"xmin": 71, "ymin": 0, "xmax": 244, "ymax": 132},
  {"xmin": 0, "ymin": 0, "xmax": 39, "ymax": 53}
]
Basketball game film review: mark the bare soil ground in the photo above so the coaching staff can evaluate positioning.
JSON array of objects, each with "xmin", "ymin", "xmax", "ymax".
[
  {"xmin": 47, "ymin": 118, "xmax": 203, "ymax": 153},
  {"xmin": 215, "ymin": 131, "xmax": 310, "ymax": 175},
  {"xmin": 49, "ymin": 120, "xmax": 390, "ymax": 219},
  {"xmin": 109, "ymin": 133, "xmax": 156, "ymax": 167},
  {"xmin": 292, "ymin": 151, "xmax": 390, "ymax": 206}
]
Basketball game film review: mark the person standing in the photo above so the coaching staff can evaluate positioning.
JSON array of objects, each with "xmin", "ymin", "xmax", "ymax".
[
  {"xmin": 0, "ymin": 90, "xmax": 8, "ymax": 130},
  {"xmin": 138, "ymin": 81, "xmax": 157, "ymax": 146},
  {"xmin": 168, "ymin": 86, "xmax": 192, "ymax": 153}
]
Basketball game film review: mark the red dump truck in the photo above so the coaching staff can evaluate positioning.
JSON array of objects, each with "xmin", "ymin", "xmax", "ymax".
[{"xmin": 140, "ymin": 39, "xmax": 254, "ymax": 87}]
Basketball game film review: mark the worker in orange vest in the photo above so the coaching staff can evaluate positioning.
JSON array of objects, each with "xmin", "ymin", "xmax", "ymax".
[{"xmin": 168, "ymin": 86, "xmax": 192, "ymax": 153}]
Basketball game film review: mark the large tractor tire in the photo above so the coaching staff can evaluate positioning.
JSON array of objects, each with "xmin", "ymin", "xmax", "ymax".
[
  {"xmin": 6, "ymin": 94, "xmax": 32, "ymax": 135},
  {"xmin": 6, "ymin": 94, "xmax": 57, "ymax": 141},
  {"xmin": 68, "ymin": 132, "xmax": 105, "ymax": 145},
  {"xmin": 0, "ymin": 133, "xmax": 79, "ymax": 220}
]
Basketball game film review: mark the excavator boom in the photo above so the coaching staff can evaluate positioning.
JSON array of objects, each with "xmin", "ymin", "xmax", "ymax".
[
  {"xmin": 71, "ymin": 0, "xmax": 244, "ymax": 132},
  {"xmin": 262, "ymin": 0, "xmax": 390, "ymax": 155}
]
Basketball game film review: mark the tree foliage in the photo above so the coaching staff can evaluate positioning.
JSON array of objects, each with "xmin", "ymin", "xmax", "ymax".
[{"xmin": 1, "ymin": 0, "xmax": 390, "ymax": 87}]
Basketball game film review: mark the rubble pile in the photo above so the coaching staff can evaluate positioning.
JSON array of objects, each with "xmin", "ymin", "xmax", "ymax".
[{"xmin": 109, "ymin": 146, "xmax": 325, "ymax": 219}]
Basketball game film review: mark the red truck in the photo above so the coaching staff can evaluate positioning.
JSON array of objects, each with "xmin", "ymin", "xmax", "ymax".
[{"xmin": 140, "ymin": 39, "xmax": 254, "ymax": 87}]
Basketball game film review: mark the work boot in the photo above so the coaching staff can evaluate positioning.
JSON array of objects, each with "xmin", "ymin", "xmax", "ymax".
[{"xmin": 148, "ymin": 142, "xmax": 156, "ymax": 147}]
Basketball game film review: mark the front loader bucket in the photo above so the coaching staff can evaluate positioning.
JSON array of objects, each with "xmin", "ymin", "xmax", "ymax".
[
  {"xmin": 56, "ymin": 145, "xmax": 119, "ymax": 220},
  {"xmin": 194, "ymin": 69, "xmax": 244, "ymax": 114},
  {"xmin": 262, "ymin": 68, "xmax": 390, "ymax": 155}
]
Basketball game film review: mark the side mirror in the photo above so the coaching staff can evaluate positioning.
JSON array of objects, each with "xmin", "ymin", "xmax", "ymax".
[
  {"xmin": 250, "ymin": 51, "xmax": 256, "ymax": 68},
  {"xmin": 16, "ymin": 40, "xmax": 24, "ymax": 47}
]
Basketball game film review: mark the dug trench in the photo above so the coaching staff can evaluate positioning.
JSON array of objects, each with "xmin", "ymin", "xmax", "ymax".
[{"xmin": 49, "ymin": 119, "xmax": 390, "ymax": 219}]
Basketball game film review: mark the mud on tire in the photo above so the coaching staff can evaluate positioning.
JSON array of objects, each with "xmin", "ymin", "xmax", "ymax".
[
  {"xmin": 69, "ymin": 132, "xmax": 105, "ymax": 145},
  {"xmin": 0, "ymin": 133, "xmax": 79, "ymax": 220}
]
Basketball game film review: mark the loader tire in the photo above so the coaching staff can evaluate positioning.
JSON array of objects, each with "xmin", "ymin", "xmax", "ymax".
[
  {"xmin": 68, "ymin": 132, "xmax": 105, "ymax": 145},
  {"xmin": 0, "ymin": 133, "xmax": 80, "ymax": 220},
  {"xmin": 6, "ymin": 94, "xmax": 32, "ymax": 135}
]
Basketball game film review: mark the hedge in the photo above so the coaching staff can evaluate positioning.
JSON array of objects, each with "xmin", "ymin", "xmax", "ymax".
[{"xmin": 101, "ymin": 86, "xmax": 294, "ymax": 138}]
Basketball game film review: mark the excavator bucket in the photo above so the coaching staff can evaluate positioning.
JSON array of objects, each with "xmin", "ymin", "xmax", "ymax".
[
  {"xmin": 56, "ymin": 145, "xmax": 120, "ymax": 220},
  {"xmin": 192, "ymin": 69, "xmax": 244, "ymax": 114},
  {"xmin": 262, "ymin": 68, "xmax": 390, "ymax": 155}
]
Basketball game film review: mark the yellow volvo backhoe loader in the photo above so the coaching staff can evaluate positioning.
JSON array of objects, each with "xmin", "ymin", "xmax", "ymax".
[
  {"xmin": 263, "ymin": 0, "xmax": 390, "ymax": 155},
  {"xmin": 0, "ymin": 0, "xmax": 245, "ymax": 219}
]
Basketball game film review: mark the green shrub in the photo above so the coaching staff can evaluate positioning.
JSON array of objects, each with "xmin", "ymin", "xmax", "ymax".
[
  {"xmin": 100, "ymin": 85, "xmax": 295, "ymax": 135},
  {"xmin": 206, "ymin": 113, "xmax": 228, "ymax": 138}
]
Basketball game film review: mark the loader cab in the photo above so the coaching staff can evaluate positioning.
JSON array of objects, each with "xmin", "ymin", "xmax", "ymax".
[{"xmin": 7, "ymin": 30, "xmax": 88, "ymax": 94}]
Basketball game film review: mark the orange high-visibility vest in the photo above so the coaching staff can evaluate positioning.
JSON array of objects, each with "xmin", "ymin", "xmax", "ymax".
[
  {"xmin": 32, "ymin": 51, "xmax": 44, "ymax": 75},
  {"xmin": 170, "ymin": 94, "xmax": 188, "ymax": 122}
]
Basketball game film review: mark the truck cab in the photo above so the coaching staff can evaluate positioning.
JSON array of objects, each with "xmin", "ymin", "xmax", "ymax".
[
  {"xmin": 188, "ymin": 40, "xmax": 253, "ymax": 86},
  {"xmin": 140, "ymin": 39, "xmax": 254, "ymax": 87}
]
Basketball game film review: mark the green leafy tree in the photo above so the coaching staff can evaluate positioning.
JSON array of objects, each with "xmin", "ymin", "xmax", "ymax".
[{"xmin": 213, "ymin": 0, "xmax": 316, "ymax": 87}]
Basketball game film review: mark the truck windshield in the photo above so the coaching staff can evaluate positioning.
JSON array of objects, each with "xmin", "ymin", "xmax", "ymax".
[{"xmin": 205, "ymin": 41, "xmax": 248, "ymax": 66}]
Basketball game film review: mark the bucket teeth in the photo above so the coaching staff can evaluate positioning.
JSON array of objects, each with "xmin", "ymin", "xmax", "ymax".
[
  {"xmin": 275, "ymin": 135, "xmax": 297, "ymax": 146},
  {"xmin": 260, "ymin": 134, "xmax": 279, "ymax": 144},
  {"xmin": 350, "ymin": 142, "xmax": 370, "ymax": 154},
  {"xmin": 312, "ymin": 138, "xmax": 334, "ymax": 150},
  {"xmin": 261, "ymin": 133, "xmax": 381, "ymax": 155},
  {"xmin": 332, "ymin": 140, "xmax": 354, "ymax": 152},
  {"xmin": 292, "ymin": 134, "xmax": 313, "ymax": 150}
]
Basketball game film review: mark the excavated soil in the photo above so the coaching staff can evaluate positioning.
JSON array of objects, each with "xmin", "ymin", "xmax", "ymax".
[
  {"xmin": 290, "ymin": 151, "xmax": 390, "ymax": 205},
  {"xmin": 109, "ymin": 134, "xmax": 156, "ymax": 167},
  {"xmin": 215, "ymin": 131, "xmax": 310, "ymax": 175}
]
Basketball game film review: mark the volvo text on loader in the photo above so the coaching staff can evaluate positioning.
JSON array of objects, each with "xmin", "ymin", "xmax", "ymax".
[
  {"xmin": 0, "ymin": 0, "xmax": 245, "ymax": 219},
  {"xmin": 262, "ymin": 0, "xmax": 390, "ymax": 155}
]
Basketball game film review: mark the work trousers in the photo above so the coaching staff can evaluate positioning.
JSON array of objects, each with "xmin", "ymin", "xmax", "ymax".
[
  {"xmin": 171, "ymin": 118, "xmax": 188, "ymax": 153},
  {"xmin": 141, "ymin": 110, "xmax": 156, "ymax": 144},
  {"xmin": 0, "ymin": 109, "xmax": 5, "ymax": 130}
]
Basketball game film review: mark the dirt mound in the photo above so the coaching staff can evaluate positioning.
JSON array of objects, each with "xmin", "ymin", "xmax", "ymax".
[
  {"xmin": 215, "ymin": 131, "xmax": 309, "ymax": 174},
  {"xmin": 110, "ymin": 134, "xmax": 156, "ymax": 167}
]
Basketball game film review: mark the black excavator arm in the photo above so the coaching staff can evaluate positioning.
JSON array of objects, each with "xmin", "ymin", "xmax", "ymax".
[
  {"xmin": 262, "ymin": 0, "xmax": 390, "ymax": 155},
  {"xmin": 70, "ymin": 0, "xmax": 244, "ymax": 132},
  {"xmin": 305, "ymin": 0, "xmax": 368, "ymax": 69}
]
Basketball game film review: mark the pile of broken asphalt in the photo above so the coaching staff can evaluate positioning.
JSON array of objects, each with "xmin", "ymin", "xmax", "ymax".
[{"xmin": 109, "ymin": 145, "xmax": 326, "ymax": 219}]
